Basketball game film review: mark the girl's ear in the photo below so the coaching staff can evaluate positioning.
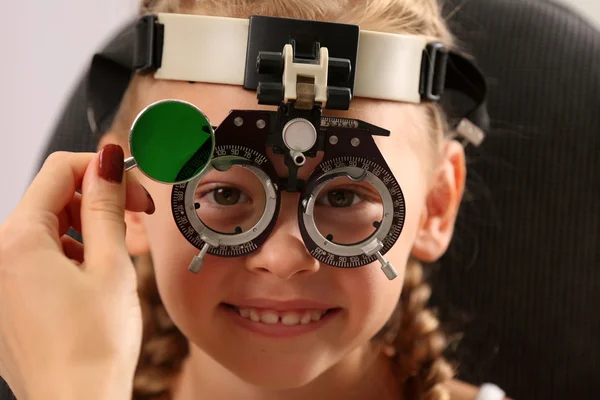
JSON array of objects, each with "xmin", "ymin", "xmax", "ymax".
[
  {"xmin": 98, "ymin": 132, "xmax": 151, "ymax": 256},
  {"xmin": 411, "ymin": 140, "xmax": 466, "ymax": 262}
]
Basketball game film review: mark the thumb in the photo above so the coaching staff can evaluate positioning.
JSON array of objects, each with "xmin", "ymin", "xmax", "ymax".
[{"xmin": 80, "ymin": 144, "xmax": 129, "ymax": 272}]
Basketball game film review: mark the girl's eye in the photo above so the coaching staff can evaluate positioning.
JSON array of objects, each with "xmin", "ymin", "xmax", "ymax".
[
  {"xmin": 200, "ymin": 187, "xmax": 250, "ymax": 206},
  {"xmin": 317, "ymin": 189, "xmax": 362, "ymax": 208}
]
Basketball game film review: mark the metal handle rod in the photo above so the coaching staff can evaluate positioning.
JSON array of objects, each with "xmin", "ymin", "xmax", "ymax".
[{"xmin": 124, "ymin": 156, "xmax": 137, "ymax": 171}]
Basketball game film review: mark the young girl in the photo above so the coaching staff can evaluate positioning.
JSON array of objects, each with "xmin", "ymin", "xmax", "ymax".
[{"xmin": 0, "ymin": 0, "xmax": 508, "ymax": 399}]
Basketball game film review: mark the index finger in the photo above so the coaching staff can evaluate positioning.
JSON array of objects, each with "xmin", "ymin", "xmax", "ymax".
[{"xmin": 15, "ymin": 151, "xmax": 153, "ymax": 232}]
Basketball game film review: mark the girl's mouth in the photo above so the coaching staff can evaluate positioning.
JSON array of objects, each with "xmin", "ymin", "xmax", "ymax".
[
  {"xmin": 220, "ymin": 303, "xmax": 342, "ymax": 338},
  {"xmin": 223, "ymin": 303, "xmax": 337, "ymax": 326}
]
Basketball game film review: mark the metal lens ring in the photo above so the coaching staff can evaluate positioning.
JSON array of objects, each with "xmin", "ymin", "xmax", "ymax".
[
  {"xmin": 299, "ymin": 157, "xmax": 406, "ymax": 269},
  {"xmin": 171, "ymin": 147, "xmax": 280, "ymax": 258}
]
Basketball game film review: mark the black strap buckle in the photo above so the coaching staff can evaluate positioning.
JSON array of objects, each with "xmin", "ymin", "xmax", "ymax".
[
  {"xmin": 133, "ymin": 14, "xmax": 164, "ymax": 72},
  {"xmin": 420, "ymin": 42, "xmax": 449, "ymax": 102},
  {"xmin": 419, "ymin": 41, "xmax": 489, "ymax": 135}
]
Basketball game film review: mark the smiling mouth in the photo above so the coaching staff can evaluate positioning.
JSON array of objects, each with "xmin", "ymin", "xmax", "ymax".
[{"xmin": 222, "ymin": 303, "xmax": 340, "ymax": 326}]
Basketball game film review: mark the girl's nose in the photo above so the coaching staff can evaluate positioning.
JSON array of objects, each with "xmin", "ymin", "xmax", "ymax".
[{"xmin": 245, "ymin": 193, "xmax": 320, "ymax": 280}]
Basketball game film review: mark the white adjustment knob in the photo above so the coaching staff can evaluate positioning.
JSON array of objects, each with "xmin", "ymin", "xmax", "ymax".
[
  {"xmin": 376, "ymin": 252, "xmax": 398, "ymax": 280},
  {"xmin": 282, "ymin": 118, "xmax": 317, "ymax": 152},
  {"xmin": 282, "ymin": 118, "xmax": 317, "ymax": 166},
  {"xmin": 188, "ymin": 242, "xmax": 212, "ymax": 274}
]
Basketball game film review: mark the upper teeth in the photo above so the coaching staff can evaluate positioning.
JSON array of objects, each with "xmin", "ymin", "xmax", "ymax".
[{"xmin": 237, "ymin": 308, "xmax": 328, "ymax": 326}]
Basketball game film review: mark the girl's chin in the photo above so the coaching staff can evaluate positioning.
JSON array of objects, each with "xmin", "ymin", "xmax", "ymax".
[
  {"xmin": 186, "ymin": 305, "xmax": 348, "ymax": 390},
  {"xmin": 218, "ymin": 359, "xmax": 330, "ymax": 391}
]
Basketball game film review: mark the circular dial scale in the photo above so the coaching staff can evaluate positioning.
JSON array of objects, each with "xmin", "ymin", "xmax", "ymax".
[
  {"xmin": 302, "ymin": 155, "xmax": 405, "ymax": 269},
  {"xmin": 213, "ymin": 144, "xmax": 268, "ymax": 165},
  {"xmin": 172, "ymin": 144, "xmax": 276, "ymax": 258}
]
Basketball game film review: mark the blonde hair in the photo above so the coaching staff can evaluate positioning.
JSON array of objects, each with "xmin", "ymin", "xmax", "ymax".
[{"xmin": 114, "ymin": 1, "xmax": 459, "ymax": 399}]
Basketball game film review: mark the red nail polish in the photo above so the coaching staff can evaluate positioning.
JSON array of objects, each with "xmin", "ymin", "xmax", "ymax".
[
  {"xmin": 99, "ymin": 144, "xmax": 124, "ymax": 184},
  {"xmin": 143, "ymin": 187, "xmax": 156, "ymax": 214}
]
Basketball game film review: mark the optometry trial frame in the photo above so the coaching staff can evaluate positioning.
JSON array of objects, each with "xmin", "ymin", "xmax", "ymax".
[{"xmin": 121, "ymin": 13, "xmax": 488, "ymax": 280}]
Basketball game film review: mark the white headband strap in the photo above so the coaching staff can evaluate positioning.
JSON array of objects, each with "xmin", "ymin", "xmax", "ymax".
[{"xmin": 152, "ymin": 13, "xmax": 428, "ymax": 103}]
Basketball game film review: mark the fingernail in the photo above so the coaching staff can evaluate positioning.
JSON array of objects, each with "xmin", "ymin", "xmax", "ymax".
[
  {"xmin": 98, "ymin": 144, "xmax": 124, "ymax": 184},
  {"xmin": 143, "ymin": 187, "xmax": 156, "ymax": 215}
]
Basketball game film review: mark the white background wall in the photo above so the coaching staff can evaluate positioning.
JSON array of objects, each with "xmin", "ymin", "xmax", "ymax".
[{"xmin": 0, "ymin": 0, "xmax": 599, "ymax": 224}]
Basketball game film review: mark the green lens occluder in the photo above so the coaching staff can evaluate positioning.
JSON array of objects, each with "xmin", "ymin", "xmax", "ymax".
[{"xmin": 130, "ymin": 100, "xmax": 214, "ymax": 183}]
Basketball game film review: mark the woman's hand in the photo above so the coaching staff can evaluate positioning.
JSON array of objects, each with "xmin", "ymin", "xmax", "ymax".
[{"xmin": 0, "ymin": 145, "xmax": 155, "ymax": 400}]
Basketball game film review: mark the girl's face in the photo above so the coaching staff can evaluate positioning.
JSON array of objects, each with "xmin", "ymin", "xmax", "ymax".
[{"xmin": 107, "ymin": 80, "xmax": 464, "ymax": 389}]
